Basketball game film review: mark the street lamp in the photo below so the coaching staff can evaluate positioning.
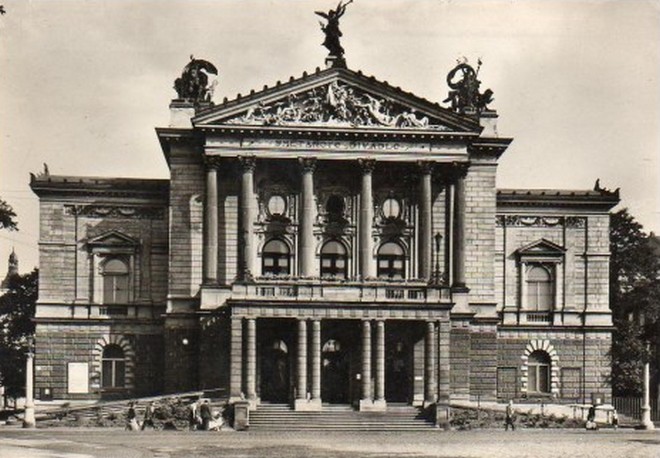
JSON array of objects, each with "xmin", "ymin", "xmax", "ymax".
[
  {"xmin": 22, "ymin": 336, "xmax": 35, "ymax": 428},
  {"xmin": 638, "ymin": 314, "xmax": 654, "ymax": 430}
]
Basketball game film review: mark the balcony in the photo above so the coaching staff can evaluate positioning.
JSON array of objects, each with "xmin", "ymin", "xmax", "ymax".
[{"xmin": 225, "ymin": 279, "xmax": 451, "ymax": 305}]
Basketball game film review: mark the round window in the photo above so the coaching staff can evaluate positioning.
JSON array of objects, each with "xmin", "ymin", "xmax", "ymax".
[
  {"xmin": 267, "ymin": 195, "xmax": 287, "ymax": 216},
  {"xmin": 382, "ymin": 198, "xmax": 401, "ymax": 219}
]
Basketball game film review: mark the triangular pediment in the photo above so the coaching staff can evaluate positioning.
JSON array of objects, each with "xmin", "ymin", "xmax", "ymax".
[
  {"xmin": 193, "ymin": 67, "xmax": 479, "ymax": 132},
  {"xmin": 517, "ymin": 238, "xmax": 566, "ymax": 256},
  {"xmin": 87, "ymin": 230, "xmax": 138, "ymax": 247}
]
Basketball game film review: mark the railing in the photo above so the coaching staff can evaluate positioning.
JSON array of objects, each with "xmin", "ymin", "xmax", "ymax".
[
  {"xmin": 613, "ymin": 397, "xmax": 660, "ymax": 421},
  {"xmin": 524, "ymin": 311, "xmax": 552, "ymax": 324},
  {"xmin": 232, "ymin": 280, "xmax": 450, "ymax": 304}
]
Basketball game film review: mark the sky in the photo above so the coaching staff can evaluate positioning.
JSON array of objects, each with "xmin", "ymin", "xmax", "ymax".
[{"xmin": 0, "ymin": 0, "xmax": 659, "ymax": 273}]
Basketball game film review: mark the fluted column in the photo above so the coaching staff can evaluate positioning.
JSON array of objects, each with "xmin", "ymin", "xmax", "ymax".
[
  {"xmin": 299, "ymin": 158, "xmax": 317, "ymax": 277},
  {"xmin": 425, "ymin": 321, "xmax": 437, "ymax": 405},
  {"xmin": 296, "ymin": 319, "xmax": 308, "ymax": 401},
  {"xmin": 246, "ymin": 318, "xmax": 257, "ymax": 401},
  {"xmin": 452, "ymin": 170, "xmax": 467, "ymax": 288},
  {"xmin": 374, "ymin": 320, "xmax": 385, "ymax": 403},
  {"xmin": 239, "ymin": 156, "xmax": 257, "ymax": 280},
  {"xmin": 361, "ymin": 320, "xmax": 372, "ymax": 402},
  {"xmin": 229, "ymin": 317, "xmax": 243, "ymax": 399},
  {"xmin": 204, "ymin": 160, "xmax": 219, "ymax": 283},
  {"xmin": 359, "ymin": 160, "xmax": 376, "ymax": 279},
  {"xmin": 418, "ymin": 161, "xmax": 434, "ymax": 279},
  {"xmin": 311, "ymin": 320, "xmax": 321, "ymax": 402}
]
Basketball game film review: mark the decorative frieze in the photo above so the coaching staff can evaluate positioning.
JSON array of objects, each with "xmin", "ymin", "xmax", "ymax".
[
  {"xmin": 65, "ymin": 205, "xmax": 166, "ymax": 220},
  {"xmin": 496, "ymin": 215, "xmax": 586, "ymax": 228}
]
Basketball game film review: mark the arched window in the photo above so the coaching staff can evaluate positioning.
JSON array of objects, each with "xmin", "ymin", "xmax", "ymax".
[
  {"xmin": 526, "ymin": 265, "xmax": 553, "ymax": 311},
  {"xmin": 377, "ymin": 242, "xmax": 405, "ymax": 279},
  {"xmin": 102, "ymin": 258, "xmax": 129, "ymax": 304},
  {"xmin": 101, "ymin": 344, "xmax": 125, "ymax": 388},
  {"xmin": 527, "ymin": 350, "xmax": 551, "ymax": 394},
  {"xmin": 262, "ymin": 239, "xmax": 290, "ymax": 276},
  {"xmin": 320, "ymin": 240, "xmax": 348, "ymax": 279}
]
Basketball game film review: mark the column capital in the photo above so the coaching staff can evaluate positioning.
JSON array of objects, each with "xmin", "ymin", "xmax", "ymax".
[
  {"xmin": 204, "ymin": 155, "xmax": 223, "ymax": 170},
  {"xmin": 358, "ymin": 158, "xmax": 376, "ymax": 174},
  {"xmin": 238, "ymin": 155, "xmax": 257, "ymax": 172},
  {"xmin": 437, "ymin": 161, "xmax": 470, "ymax": 185},
  {"xmin": 298, "ymin": 157, "xmax": 317, "ymax": 173},
  {"xmin": 417, "ymin": 160, "xmax": 435, "ymax": 175}
]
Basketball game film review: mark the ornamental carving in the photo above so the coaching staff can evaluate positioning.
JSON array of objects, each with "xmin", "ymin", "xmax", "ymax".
[
  {"xmin": 65, "ymin": 205, "xmax": 166, "ymax": 220},
  {"xmin": 225, "ymin": 82, "xmax": 450, "ymax": 130},
  {"xmin": 496, "ymin": 215, "xmax": 586, "ymax": 228}
]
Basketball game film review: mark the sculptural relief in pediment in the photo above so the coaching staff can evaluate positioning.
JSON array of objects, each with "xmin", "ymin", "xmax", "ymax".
[{"xmin": 224, "ymin": 82, "xmax": 451, "ymax": 130}]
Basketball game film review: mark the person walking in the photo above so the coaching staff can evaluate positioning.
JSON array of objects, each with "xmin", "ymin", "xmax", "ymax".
[
  {"xmin": 200, "ymin": 399, "xmax": 212, "ymax": 431},
  {"xmin": 126, "ymin": 402, "xmax": 139, "ymax": 431},
  {"xmin": 141, "ymin": 401, "xmax": 155, "ymax": 430},
  {"xmin": 505, "ymin": 399, "xmax": 516, "ymax": 431},
  {"xmin": 188, "ymin": 399, "xmax": 200, "ymax": 431}
]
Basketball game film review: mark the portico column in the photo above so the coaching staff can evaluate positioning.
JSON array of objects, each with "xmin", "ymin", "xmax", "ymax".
[
  {"xmin": 296, "ymin": 319, "xmax": 308, "ymax": 401},
  {"xmin": 311, "ymin": 320, "xmax": 322, "ymax": 403},
  {"xmin": 359, "ymin": 160, "xmax": 376, "ymax": 279},
  {"xmin": 246, "ymin": 318, "xmax": 257, "ymax": 401},
  {"xmin": 299, "ymin": 158, "xmax": 317, "ymax": 277},
  {"xmin": 424, "ymin": 321, "xmax": 437, "ymax": 405},
  {"xmin": 203, "ymin": 159, "xmax": 219, "ymax": 283},
  {"xmin": 229, "ymin": 317, "xmax": 243, "ymax": 400},
  {"xmin": 360, "ymin": 320, "xmax": 372, "ymax": 407},
  {"xmin": 239, "ymin": 156, "xmax": 257, "ymax": 280},
  {"xmin": 374, "ymin": 320, "xmax": 386, "ymax": 405},
  {"xmin": 418, "ymin": 161, "xmax": 434, "ymax": 279},
  {"xmin": 452, "ymin": 171, "xmax": 467, "ymax": 289}
]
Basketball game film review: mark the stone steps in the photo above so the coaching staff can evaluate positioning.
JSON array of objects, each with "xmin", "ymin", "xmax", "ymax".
[{"xmin": 249, "ymin": 403, "xmax": 436, "ymax": 431}]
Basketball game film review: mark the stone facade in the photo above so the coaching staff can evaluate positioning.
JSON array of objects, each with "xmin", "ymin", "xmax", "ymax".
[{"xmin": 30, "ymin": 64, "xmax": 619, "ymax": 411}]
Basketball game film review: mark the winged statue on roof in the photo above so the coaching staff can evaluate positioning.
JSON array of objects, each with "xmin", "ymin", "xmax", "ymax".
[
  {"xmin": 174, "ymin": 55, "xmax": 219, "ymax": 103},
  {"xmin": 315, "ymin": 0, "xmax": 354, "ymax": 58}
]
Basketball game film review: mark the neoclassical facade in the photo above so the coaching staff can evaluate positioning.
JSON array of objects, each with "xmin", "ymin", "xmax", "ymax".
[{"xmin": 30, "ymin": 59, "xmax": 619, "ymax": 420}]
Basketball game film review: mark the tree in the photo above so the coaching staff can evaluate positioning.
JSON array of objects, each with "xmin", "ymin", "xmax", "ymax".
[
  {"xmin": 0, "ymin": 198, "xmax": 18, "ymax": 231},
  {"xmin": 0, "ymin": 269, "xmax": 38, "ymax": 399},
  {"xmin": 609, "ymin": 208, "xmax": 660, "ymax": 396}
]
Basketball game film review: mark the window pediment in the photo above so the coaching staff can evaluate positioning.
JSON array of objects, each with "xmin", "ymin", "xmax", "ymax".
[
  {"xmin": 516, "ymin": 238, "xmax": 565, "ymax": 263},
  {"xmin": 87, "ymin": 230, "xmax": 139, "ymax": 254}
]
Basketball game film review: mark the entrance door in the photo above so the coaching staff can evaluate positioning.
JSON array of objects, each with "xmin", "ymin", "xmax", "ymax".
[
  {"xmin": 260, "ymin": 339, "xmax": 290, "ymax": 403},
  {"xmin": 385, "ymin": 338, "xmax": 412, "ymax": 402},
  {"xmin": 322, "ymin": 339, "xmax": 350, "ymax": 403}
]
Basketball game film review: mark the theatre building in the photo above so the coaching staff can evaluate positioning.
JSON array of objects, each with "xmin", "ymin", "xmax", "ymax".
[{"xmin": 30, "ymin": 56, "xmax": 619, "ymax": 420}]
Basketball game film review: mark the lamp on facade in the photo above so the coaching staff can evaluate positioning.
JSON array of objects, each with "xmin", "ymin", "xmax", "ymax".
[{"xmin": 22, "ymin": 335, "xmax": 36, "ymax": 428}]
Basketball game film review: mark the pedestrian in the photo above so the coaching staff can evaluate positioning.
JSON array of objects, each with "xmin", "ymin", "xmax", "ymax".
[
  {"xmin": 200, "ymin": 399, "xmax": 212, "ymax": 431},
  {"xmin": 612, "ymin": 409, "xmax": 619, "ymax": 429},
  {"xmin": 188, "ymin": 398, "xmax": 199, "ymax": 431},
  {"xmin": 504, "ymin": 399, "xmax": 516, "ymax": 431},
  {"xmin": 585, "ymin": 404, "xmax": 598, "ymax": 430},
  {"xmin": 141, "ymin": 401, "xmax": 155, "ymax": 430},
  {"xmin": 126, "ymin": 402, "xmax": 139, "ymax": 431}
]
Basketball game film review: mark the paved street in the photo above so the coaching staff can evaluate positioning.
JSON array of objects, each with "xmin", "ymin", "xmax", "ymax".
[{"xmin": 0, "ymin": 427, "xmax": 658, "ymax": 458}]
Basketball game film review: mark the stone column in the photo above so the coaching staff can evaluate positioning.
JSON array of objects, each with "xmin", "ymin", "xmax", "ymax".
[
  {"xmin": 299, "ymin": 158, "xmax": 317, "ymax": 277},
  {"xmin": 229, "ymin": 317, "xmax": 243, "ymax": 400},
  {"xmin": 374, "ymin": 320, "xmax": 386, "ymax": 409},
  {"xmin": 246, "ymin": 318, "xmax": 257, "ymax": 402},
  {"xmin": 436, "ymin": 320, "xmax": 451, "ymax": 429},
  {"xmin": 22, "ymin": 343, "xmax": 35, "ymax": 428},
  {"xmin": 452, "ymin": 172, "xmax": 467, "ymax": 289},
  {"xmin": 310, "ymin": 320, "xmax": 322, "ymax": 409},
  {"xmin": 359, "ymin": 160, "xmax": 376, "ymax": 279},
  {"xmin": 295, "ymin": 319, "xmax": 308, "ymax": 408},
  {"xmin": 239, "ymin": 156, "xmax": 257, "ymax": 280},
  {"xmin": 418, "ymin": 161, "xmax": 434, "ymax": 279},
  {"xmin": 424, "ymin": 321, "xmax": 437, "ymax": 406},
  {"xmin": 360, "ymin": 320, "xmax": 373, "ymax": 410},
  {"xmin": 204, "ymin": 159, "xmax": 219, "ymax": 283}
]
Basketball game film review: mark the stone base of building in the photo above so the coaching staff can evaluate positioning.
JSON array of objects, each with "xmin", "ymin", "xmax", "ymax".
[
  {"xmin": 294, "ymin": 398, "xmax": 322, "ymax": 411},
  {"xmin": 359, "ymin": 399, "xmax": 387, "ymax": 412}
]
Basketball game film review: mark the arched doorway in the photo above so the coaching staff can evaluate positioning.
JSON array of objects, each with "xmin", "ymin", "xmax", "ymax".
[
  {"xmin": 322, "ymin": 338, "xmax": 350, "ymax": 403},
  {"xmin": 260, "ymin": 339, "xmax": 291, "ymax": 403}
]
